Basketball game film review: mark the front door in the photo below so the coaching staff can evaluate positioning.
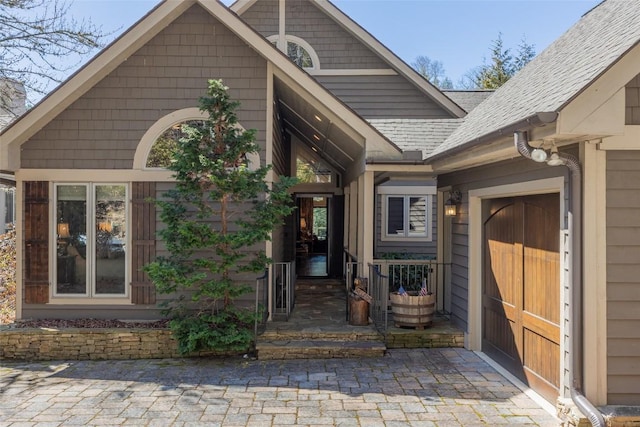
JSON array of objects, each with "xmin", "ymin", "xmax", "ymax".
[
  {"xmin": 296, "ymin": 195, "xmax": 330, "ymax": 277},
  {"xmin": 482, "ymin": 193, "xmax": 560, "ymax": 403}
]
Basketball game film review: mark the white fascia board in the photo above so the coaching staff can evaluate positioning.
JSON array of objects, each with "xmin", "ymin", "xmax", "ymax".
[
  {"xmin": 0, "ymin": 0, "xmax": 197, "ymax": 170},
  {"xmin": 229, "ymin": 0, "xmax": 256, "ymax": 15},
  {"xmin": 312, "ymin": 0, "xmax": 466, "ymax": 118}
]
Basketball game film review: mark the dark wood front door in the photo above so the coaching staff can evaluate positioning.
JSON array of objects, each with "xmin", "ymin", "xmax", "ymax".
[{"xmin": 483, "ymin": 193, "xmax": 560, "ymax": 403}]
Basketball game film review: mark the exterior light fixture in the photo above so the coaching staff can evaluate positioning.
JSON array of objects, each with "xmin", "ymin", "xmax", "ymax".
[
  {"xmin": 444, "ymin": 190, "xmax": 462, "ymax": 217},
  {"xmin": 531, "ymin": 147, "xmax": 548, "ymax": 163},
  {"xmin": 546, "ymin": 145, "xmax": 565, "ymax": 166}
]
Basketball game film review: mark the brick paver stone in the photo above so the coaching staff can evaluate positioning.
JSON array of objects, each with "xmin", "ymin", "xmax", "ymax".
[{"xmin": 0, "ymin": 348, "xmax": 560, "ymax": 426}]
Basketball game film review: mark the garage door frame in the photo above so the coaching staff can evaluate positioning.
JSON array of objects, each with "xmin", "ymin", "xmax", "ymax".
[{"xmin": 466, "ymin": 177, "xmax": 566, "ymax": 399}]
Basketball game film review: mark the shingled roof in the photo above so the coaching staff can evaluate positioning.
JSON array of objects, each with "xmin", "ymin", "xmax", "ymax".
[
  {"xmin": 442, "ymin": 90, "xmax": 493, "ymax": 113},
  {"xmin": 369, "ymin": 118, "xmax": 464, "ymax": 158},
  {"xmin": 430, "ymin": 0, "xmax": 639, "ymax": 159}
]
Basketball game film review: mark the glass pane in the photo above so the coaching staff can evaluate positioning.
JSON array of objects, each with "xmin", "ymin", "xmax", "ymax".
[
  {"xmin": 287, "ymin": 41, "xmax": 313, "ymax": 68},
  {"xmin": 296, "ymin": 154, "xmax": 332, "ymax": 183},
  {"xmin": 95, "ymin": 185, "xmax": 127, "ymax": 295},
  {"xmin": 56, "ymin": 185, "xmax": 87, "ymax": 294},
  {"xmin": 409, "ymin": 196, "xmax": 426, "ymax": 234},
  {"xmin": 146, "ymin": 121, "xmax": 204, "ymax": 168},
  {"xmin": 387, "ymin": 197, "xmax": 404, "ymax": 235}
]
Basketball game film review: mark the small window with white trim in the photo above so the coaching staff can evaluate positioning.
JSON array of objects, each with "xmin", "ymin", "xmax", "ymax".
[
  {"xmin": 378, "ymin": 185, "xmax": 435, "ymax": 242},
  {"xmin": 268, "ymin": 35, "xmax": 320, "ymax": 70}
]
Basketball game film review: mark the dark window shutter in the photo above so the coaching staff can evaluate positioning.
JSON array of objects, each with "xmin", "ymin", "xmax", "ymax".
[
  {"xmin": 24, "ymin": 181, "xmax": 49, "ymax": 304},
  {"xmin": 131, "ymin": 182, "xmax": 157, "ymax": 304}
]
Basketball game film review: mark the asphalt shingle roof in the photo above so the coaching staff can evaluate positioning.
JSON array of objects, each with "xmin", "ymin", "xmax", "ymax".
[
  {"xmin": 442, "ymin": 90, "xmax": 493, "ymax": 113},
  {"xmin": 369, "ymin": 118, "xmax": 464, "ymax": 158},
  {"xmin": 430, "ymin": 0, "xmax": 640, "ymax": 158}
]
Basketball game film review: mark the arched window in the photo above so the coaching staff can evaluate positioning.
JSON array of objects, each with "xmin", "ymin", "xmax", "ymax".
[
  {"xmin": 268, "ymin": 35, "xmax": 320, "ymax": 70},
  {"xmin": 134, "ymin": 108, "xmax": 260, "ymax": 171},
  {"xmin": 146, "ymin": 120, "xmax": 204, "ymax": 168}
]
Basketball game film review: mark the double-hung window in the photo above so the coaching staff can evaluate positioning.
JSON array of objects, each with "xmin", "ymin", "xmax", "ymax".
[
  {"xmin": 54, "ymin": 183, "xmax": 128, "ymax": 297},
  {"xmin": 378, "ymin": 185, "xmax": 435, "ymax": 242}
]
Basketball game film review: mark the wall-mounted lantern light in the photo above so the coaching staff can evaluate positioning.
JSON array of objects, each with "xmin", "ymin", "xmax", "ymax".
[{"xmin": 444, "ymin": 190, "xmax": 462, "ymax": 217}]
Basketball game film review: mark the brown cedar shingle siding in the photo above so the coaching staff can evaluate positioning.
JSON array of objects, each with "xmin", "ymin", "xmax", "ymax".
[
  {"xmin": 315, "ymin": 75, "xmax": 451, "ymax": 119},
  {"xmin": 23, "ymin": 181, "xmax": 49, "ymax": 304},
  {"xmin": 606, "ymin": 150, "xmax": 640, "ymax": 405},
  {"xmin": 21, "ymin": 5, "xmax": 268, "ymax": 169}
]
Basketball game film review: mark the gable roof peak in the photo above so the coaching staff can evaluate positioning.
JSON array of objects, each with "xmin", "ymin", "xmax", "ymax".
[{"xmin": 232, "ymin": 0, "xmax": 466, "ymax": 118}]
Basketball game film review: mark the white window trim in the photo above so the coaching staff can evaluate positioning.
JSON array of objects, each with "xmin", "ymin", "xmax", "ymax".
[
  {"xmin": 380, "ymin": 193, "xmax": 433, "ymax": 242},
  {"xmin": 134, "ymin": 108, "xmax": 208, "ymax": 170},
  {"xmin": 52, "ymin": 182, "xmax": 130, "ymax": 301},
  {"xmin": 267, "ymin": 34, "xmax": 320, "ymax": 70},
  {"xmin": 134, "ymin": 108, "xmax": 260, "ymax": 172}
]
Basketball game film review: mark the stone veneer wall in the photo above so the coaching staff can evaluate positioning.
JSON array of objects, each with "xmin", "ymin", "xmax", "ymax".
[
  {"xmin": 0, "ymin": 329, "xmax": 237, "ymax": 361},
  {"xmin": 385, "ymin": 330, "xmax": 464, "ymax": 349}
]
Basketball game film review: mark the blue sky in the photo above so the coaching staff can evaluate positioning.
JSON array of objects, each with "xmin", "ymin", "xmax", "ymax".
[{"xmin": 65, "ymin": 0, "xmax": 601, "ymax": 87}]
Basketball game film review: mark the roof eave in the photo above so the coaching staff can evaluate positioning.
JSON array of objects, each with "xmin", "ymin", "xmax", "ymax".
[
  {"xmin": 426, "ymin": 111, "xmax": 559, "ymax": 167},
  {"xmin": 311, "ymin": 0, "xmax": 466, "ymax": 118}
]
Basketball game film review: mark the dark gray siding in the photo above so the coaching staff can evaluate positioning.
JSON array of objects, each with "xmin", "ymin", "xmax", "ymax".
[
  {"xmin": 285, "ymin": 1, "xmax": 389, "ymax": 70},
  {"xmin": 626, "ymin": 72, "xmax": 640, "ymax": 125},
  {"xmin": 606, "ymin": 150, "xmax": 640, "ymax": 405},
  {"xmin": 315, "ymin": 75, "xmax": 451, "ymax": 119},
  {"xmin": 240, "ymin": 0, "xmax": 279, "ymax": 35},
  {"xmin": 21, "ymin": 5, "xmax": 268, "ymax": 169},
  {"xmin": 271, "ymin": 102, "xmax": 292, "ymax": 263},
  {"xmin": 438, "ymin": 156, "xmax": 569, "ymax": 333}
]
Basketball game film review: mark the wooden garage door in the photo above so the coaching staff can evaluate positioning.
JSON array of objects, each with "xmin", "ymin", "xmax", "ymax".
[{"xmin": 483, "ymin": 193, "xmax": 560, "ymax": 403}]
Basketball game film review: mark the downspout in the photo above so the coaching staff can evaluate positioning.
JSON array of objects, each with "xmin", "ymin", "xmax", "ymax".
[{"xmin": 514, "ymin": 131, "xmax": 605, "ymax": 427}]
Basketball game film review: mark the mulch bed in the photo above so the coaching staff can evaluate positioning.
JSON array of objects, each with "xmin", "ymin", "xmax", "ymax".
[{"xmin": 8, "ymin": 318, "xmax": 170, "ymax": 329}]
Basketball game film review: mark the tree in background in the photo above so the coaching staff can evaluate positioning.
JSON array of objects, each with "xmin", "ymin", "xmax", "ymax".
[
  {"xmin": 412, "ymin": 56, "xmax": 453, "ymax": 89},
  {"xmin": 0, "ymin": 0, "xmax": 107, "ymax": 107},
  {"xmin": 464, "ymin": 33, "xmax": 536, "ymax": 89},
  {"xmin": 145, "ymin": 80, "xmax": 296, "ymax": 355},
  {"xmin": 413, "ymin": 33, "xmax": 536, "ymax": 90}
]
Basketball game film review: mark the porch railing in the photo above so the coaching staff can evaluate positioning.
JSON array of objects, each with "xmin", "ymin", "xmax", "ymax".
[
  {"xmin": 368, "ymin": 263, "xmax": 388, "ymax": 332},
  {"xmin": 254, "ymin": 269, "xmax": 269, "ymax": 336},
  {"xmin": 367, "ymin": 259, "xmax": 443, "ymax": 333},
  {"xmin": 271, "ymin": 261, "xmax": 294, "ymax": 321}
]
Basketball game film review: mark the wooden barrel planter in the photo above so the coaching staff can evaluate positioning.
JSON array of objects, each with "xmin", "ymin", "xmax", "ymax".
[{"xmin": 390, "ymin": 291, "xmax": 436, "ymax": 329}]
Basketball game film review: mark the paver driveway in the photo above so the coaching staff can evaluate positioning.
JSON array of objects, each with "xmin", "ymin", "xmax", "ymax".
[{"xmin": 0, "ymin": 348, "xmax": 559, "ymax": 426}]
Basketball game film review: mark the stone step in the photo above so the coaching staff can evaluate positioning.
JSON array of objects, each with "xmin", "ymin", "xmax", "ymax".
[
  {"xmin": 295, "ymin": 279, "xmax": 345, "ymax": 293},
  {"xmin": 259, "ymin": 329, "xmax": 382, "ymax": 342},
  {"xmin": 256, "ymin": 339, "xmax": 386, "ymax": 360}
]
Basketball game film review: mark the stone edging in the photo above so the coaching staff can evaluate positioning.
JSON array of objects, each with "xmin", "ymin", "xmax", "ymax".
[{"xmin": 0, "ymin": 328, "xmax": 237, "ymax": 361}]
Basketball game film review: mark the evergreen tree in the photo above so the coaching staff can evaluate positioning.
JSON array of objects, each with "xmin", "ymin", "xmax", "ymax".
[
  {"xmin": 145, "ymin": 79, "xmax": 296, "ymax": 354},
  {"xmin": 467, "ymin": 33, "xmax": 536, "ymax": 89}
]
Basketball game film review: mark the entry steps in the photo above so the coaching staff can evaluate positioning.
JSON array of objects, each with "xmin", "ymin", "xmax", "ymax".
[{"xmin": 256, "ymin": 329, "xmax": 386, "ymax": 360}]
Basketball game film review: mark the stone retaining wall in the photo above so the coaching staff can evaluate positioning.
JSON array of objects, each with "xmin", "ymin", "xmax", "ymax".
[
  {"xmin": 385, "ymin": 330, "xmax": 464, "ymax": 349},
  {"xmin": 0, "ymin": 328, "xmax": 234, "ymax": 361}
]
